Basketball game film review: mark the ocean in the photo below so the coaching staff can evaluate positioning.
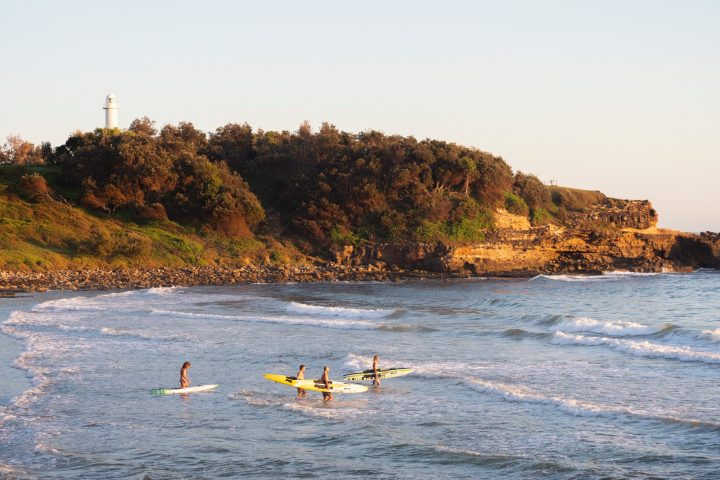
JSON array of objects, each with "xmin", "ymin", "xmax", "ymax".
[{"xmin": 1, "ymin": 271, "xmax": 719, "ymax": 479}]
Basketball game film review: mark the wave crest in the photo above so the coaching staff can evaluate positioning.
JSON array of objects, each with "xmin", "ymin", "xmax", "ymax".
[
  {"xmin": 556, "ymin": 317, "xmax": 670, "ymax": 336},
  {"xmin": 286, "ymin": 301, "xmax": 395, "ymax": 318},
  {"xmin": 533, "ymin": 271, "xmax": 662, "ymax": 282},
  {"xmin": 151, "ymin": 309, "xmax": 378, "ymax": 330},
  {"xmin": 551, "ymin": 331, "xmax": 720, "ymax": 364}
]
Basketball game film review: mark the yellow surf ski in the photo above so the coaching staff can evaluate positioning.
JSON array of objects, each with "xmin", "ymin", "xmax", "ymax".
[{"xmin": 263, "ymin": 374, "xmax": 368, "ymax": 394}]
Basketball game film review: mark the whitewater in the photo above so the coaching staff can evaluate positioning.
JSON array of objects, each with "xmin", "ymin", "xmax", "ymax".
[{"xmin": 1, "ymin": 270, "xmax": 719, "ymax": 479}]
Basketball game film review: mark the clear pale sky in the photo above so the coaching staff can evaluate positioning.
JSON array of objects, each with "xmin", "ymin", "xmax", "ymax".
[{"xmin": 2, "ymin": 1, "xmax": 718, "ymax": 231}]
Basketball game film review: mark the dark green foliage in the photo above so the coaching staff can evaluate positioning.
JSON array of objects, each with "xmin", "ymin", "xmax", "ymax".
[
  {"xmin": 530, "ymin": 207, "xmax": 551, "ymax": 226},
  {"xmin": 415, "ymin": 208, "xmax": 493, "ymax": 244},
  {"xmin": 207, "ymin": 122, "xmax": 510, "ymax": 246},
  {"xmin": 504, "ymin": 192, "xmax": 529, "ymax": 216},
  {"xmin": 513, "ymin": 172, "xmax": 550, "ymax": 210},
  {"xmin": 38, "ymin": 118, "xmax": 575, "ymax": 248},
  {"xmin": 56, "ymin": 120, "xmax": 264, "ymax": 236}
]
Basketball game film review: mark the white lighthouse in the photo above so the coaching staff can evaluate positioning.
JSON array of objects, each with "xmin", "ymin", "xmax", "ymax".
[{"xmin": 103, "ymin": 92, "xmax": 119, "ymax": 129}]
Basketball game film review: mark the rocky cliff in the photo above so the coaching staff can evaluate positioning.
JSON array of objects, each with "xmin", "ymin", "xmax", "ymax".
[{"xmin": 333, "ymin": 201, "xmax": 719, "ymax": 276}]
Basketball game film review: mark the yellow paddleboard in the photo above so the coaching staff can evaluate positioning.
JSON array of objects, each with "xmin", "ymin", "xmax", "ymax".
[{"xmin": 263, "ymin": 374, "xmax": 368, "ymax": 394}]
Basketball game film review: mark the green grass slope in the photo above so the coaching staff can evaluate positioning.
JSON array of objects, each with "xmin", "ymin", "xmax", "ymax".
[{"xmin": 0, "ymin": 165, "xmax": 302, "ymax": 272}]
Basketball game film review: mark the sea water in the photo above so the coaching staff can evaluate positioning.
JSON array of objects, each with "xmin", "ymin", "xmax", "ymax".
[{"xmin": 1, "ymin": 271, "xmax": 719, "ymax": 479}]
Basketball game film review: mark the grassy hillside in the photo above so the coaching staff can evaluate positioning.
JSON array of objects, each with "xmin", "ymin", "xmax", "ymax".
[{"xmin": 0, "ymin": 165, "xmax": 304, "ymax": 271}]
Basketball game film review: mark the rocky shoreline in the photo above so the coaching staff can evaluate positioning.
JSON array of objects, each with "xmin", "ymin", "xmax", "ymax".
[
  {"xmin": 0, "ymin": 264, "xmax": 476, "ymax": 295},
  {"xmin": 2, "ymin": 226, "xmax": 718, "ymax": 295}
]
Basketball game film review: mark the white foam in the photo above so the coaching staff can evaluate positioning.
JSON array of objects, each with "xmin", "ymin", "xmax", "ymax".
[
  {"xmin": 360, "ymin": 355, "xmax": 720, "ymax": 428},
  {"xmin": 603, "ymin": 271, "xmax": 663, "ymax": 276},
  {"xmin": 99, "ymin": 327, "xmax": 154, "ymax": 340},
  {"xmin": 5, "ymin": 310, "xmax": 159, "ymax": 341},
  {"xmin": 35, "ymin": 443, "xmax": 61, "ymax": 455},
  {"xmin": 28, "ymin": 287, "xmax": 185, "ymax": 314},
  {"xmin": 98, "ymin": 286, "xmax": 180, "ymax": 298},
  {"xmin": 698, "ymin": 328, "xmax": 720, "ymax": 344},
  {"xmin": 534, "ymin": 271, "xmax": 662, "ymax": 282},
  {"xmin": 0, "ymin": 325, "xmax": 87, "ymax": 417},
  {"xmin": 286, "ymin": 301, "xmax": 394, "ymax": 318},
  {"xmin": 343, "ymin": 353, "xmax": 375, "ymax": 370},
  {"xmin": 343, "ymin": 353, "xmax": 490, "ymax": 379},
  {"xmin": 281, "ymin": 401, "xmax": 363, "ymax": 420},
  {"xmin": 556, "ymin": 317, "xmax": 669, "ymax": 336},
  {"xmin": 32, "ymin": 296, "xmax": 110, "ymax": 312},
  {"xmin": 463, "ymin": 377, "xmax": 720, "ymax": 428},
  {"xmin": 143, "ymin": 286, "xmax": 178, "ymax": 295},
  {"xmin": 552, "ymin": 331, "xmax": 720, "ymax": 364},
  {"xmin": 151, "ymin": 309, "xmax": 378, "ymax": 330},
  {"xmin": 434, "ymin": 445, "xmax": 489, "ymax": 457}
]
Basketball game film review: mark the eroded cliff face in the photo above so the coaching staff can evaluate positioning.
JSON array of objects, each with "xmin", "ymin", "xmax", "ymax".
[
  {"xmin": 333, "ymin": 201, "xmax": 719, "ymax": 276},
  {"xmin": 565, "ymin": 199, "xmax": 658, "ymax": 230}
]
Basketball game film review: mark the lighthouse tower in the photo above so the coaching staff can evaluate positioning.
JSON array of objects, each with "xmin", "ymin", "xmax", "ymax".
[{"xmin": 103, "ymin": 92, "xmax": 119, "ymax": 129}]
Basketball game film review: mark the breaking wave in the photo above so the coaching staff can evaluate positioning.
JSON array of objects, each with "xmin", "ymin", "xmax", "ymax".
[
  {"xmin": 533, "ymin": 271, "xmax": 663, "ymax": 282},
  {"xmin": 151, "ymin": 309, "xmax": 378, "ymax": 330},
  {"xmin": 556, "ymin": 317, "xmax": 671, "ymax": 336},
  {"xmin": 551, "ymin": 331, "xmax": 720, "ymax": 364},
  {"xmin": 286, "ymin": 301, "xmax": 395, "ymax": 318},
  {"xmin": 463, "ymin": 377, "xmax": 720, "ymax": 428},
  {"xmin": 343, "ymin": 354, "xmax": 720, "ymax": 429},
  {"xmin": 698, "ymin": 328, "xmax": 720, "ymax": 344}
]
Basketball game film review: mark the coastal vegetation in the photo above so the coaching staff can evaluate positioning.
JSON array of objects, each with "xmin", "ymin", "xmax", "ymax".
[{"xmin": 0, "ymin": 120, "xmax": 624, "ymax": 271}]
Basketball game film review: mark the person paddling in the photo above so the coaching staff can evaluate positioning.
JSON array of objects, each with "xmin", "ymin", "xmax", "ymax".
[
  {"xmin": 180, "ymin": 361, "xmax": 191, "ymax": 388},
  {"xmin": 319, "ymin": 366, "xmax": 333, "ymax": 402},
  {"xmin": 296, "ymin": 364, "xmax": 307, "ymax": 398},
  {"xmin": 372, "ymin": 354, "xmax": 381, "ymax": 386}
]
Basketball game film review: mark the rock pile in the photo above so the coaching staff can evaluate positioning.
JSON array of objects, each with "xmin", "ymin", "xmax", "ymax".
[{"xmin": 0, "ymin": 264, "xmax": 457, "ymax": 293}]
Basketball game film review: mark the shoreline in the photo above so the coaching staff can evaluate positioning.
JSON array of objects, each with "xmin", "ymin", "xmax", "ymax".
[
  {"xmin": 0, "ymin": 265, "xmax": 468, "ymax": 294},
  {"xmin": 0, "ymin": 263, "xmax": 704, "ymax": 295}
]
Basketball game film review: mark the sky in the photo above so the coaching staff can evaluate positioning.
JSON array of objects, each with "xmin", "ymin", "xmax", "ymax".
[{"xmin": 1, "ymin": 0, "xmax": 718, "ymax": 231}]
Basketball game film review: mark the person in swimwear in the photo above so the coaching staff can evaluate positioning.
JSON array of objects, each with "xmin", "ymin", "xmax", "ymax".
[
  {"xmin": 372, "ymin": 354, "xmax": 381, "ymax": 386},
  {"xmin": 180, "ymin": 361, "xmax": 191, "ymax": 388},
  {"xmin": 296, "ymin": 364, "xmax": 307, "ymax": 398},
  {"xmin": 319, "ymin": 366, "xmax": 333, "ymax": 402}
]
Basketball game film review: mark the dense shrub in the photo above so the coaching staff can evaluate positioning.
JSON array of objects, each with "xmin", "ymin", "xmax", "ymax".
[
  {"xmin": 530, "ymin": 207, "xmax": 551, "ymax": 226},
  {"xmin": 208, "ymin": 122, "xmax": 509, "ymax": 245},
  {"xmin": 504, "ymin": 192, "xmax": 529, "ymax": 216},
  {"xmin": 17, "ymin": 173, "xmax": 52, "ymax": 202},
  {"xmin": 513, "ymin": 172, "xmax": 550, "ymax": 210},
  {"xmin": 56, "ymin": 120, "xmax": 264, "ymax": 236}
]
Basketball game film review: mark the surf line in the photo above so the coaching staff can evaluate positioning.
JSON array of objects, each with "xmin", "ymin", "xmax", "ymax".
[{"xmin": 461, "ymin": 377, "xmax": 720, "ymax": 429}]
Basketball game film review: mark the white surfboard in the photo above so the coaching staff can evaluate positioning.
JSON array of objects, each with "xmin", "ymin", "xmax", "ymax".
[{"xmin": 150, "ymin": 384, "xmax": 219, "ymax": 395}]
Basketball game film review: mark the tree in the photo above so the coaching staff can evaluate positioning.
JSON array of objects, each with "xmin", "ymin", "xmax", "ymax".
[
  {"xmin": 458, "ymin": 156, "xmax": 476, "ymax": 197},
  {"xmin": 55, "ymin": 118, "xmax": 264, "ymax": 236},
  {"xmin": 514, "ymin": 172, "xmax": 550, "ymax": 209},
  {"xmin": 3, "ymin": 134, "xmax": 41, "ymax": 164}
]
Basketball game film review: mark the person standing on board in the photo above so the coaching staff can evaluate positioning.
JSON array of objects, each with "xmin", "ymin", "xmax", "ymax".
[
  {"xmin": 180, "ymin": 361, "xmax": 191, "ymax": 388},
  {"xmin": 372, "ymin": 354, "xmax": 381, "ymax": 386},
  {"xmin": 319, "ymin": 366, "xmax": 333, "ymax": 402},
  {"xmin": 296, "ymin": 364, "xmax": 307, "ymax": 398}
]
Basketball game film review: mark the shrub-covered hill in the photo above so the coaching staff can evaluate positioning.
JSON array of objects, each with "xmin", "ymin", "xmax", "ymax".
[
  {"xmin": 0, "ymin": 119, "xmax": 626, "ymax": 271},
  {"xmin": 0, "ymin": 164, "xmax": 305, "ymax": 271}
]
